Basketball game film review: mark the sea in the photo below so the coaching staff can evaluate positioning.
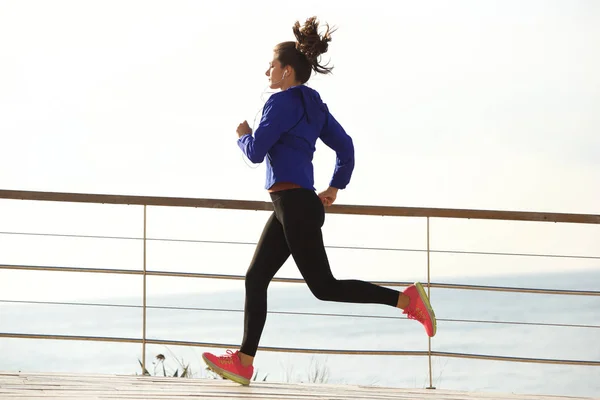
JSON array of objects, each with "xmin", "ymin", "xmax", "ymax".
[{"xmin": 1, "ymin": 269, "xmax": 599, "ymax": 398}]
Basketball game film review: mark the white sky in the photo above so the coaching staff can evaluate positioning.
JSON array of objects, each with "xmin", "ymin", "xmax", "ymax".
[{"xmin": 0, "ymin": 0, "xmax": 599, "ymax": 302}]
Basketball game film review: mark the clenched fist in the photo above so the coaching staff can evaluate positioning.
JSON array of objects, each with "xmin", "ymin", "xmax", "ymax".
[
  {"xmin": 237, "ymin": 121, "xmax": 252, "ymax": 138},
  {"xmin": 318, "ymin": 186, "xmax": 339, "ymax": 207}
]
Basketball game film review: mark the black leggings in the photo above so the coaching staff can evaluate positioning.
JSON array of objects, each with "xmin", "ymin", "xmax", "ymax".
[{"xmin": 240, "ymin": 188, "xmax": 400, "ymax": 357}]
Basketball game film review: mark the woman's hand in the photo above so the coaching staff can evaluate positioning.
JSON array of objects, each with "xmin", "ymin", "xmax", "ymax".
[
  {"xmin": 237, "ymin": 121, "xmax": 252, "ymax": 138},
  {"xmin": 318, "ymin": 187, "xmax": 338, "ymax": 207}
]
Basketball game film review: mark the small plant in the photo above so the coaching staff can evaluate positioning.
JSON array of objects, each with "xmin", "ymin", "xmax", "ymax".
[
  {"xmin": 203, "ymin": 366, "xmax": 222, "ymax": 380},
  {"xmin": 306, "ymin": 356, "xmax": 329, "ymax": 384},
  {"xmin": 279, "ymin": 356, "xmax": 330, "ymax": 384},
  {"xmin": 138, "ymin": 352, "xmax": 192, "ymax": 378},
  {"xmin": 253, "ymin": 369, "xmax": 269, "ymax": 382}
]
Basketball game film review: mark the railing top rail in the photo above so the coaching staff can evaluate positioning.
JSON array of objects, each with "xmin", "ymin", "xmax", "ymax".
[{"xmin": 1, "ymin": 189, "xmax": 599, "ymax": 224}]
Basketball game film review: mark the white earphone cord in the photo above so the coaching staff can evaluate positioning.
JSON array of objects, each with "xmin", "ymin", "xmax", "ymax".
[{"xmin": 241, "ymin": 72, "xmax": 288, "ymax": 169}]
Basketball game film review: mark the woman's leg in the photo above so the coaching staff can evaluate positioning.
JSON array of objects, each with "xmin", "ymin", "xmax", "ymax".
[
  {"xmin": 202, "ymin": 211, "xmax": 291, "ymax": 384},
  {"xmin": 275, "ymin": 189, "xmax": 436, "ymax": 337},
  {"xmin": 240, "ymin": 211, "xmax": 291, "ymax": 359},
  {"xmin": 276, "ymin": 189, "xmax": 400, "ymax": 306}
]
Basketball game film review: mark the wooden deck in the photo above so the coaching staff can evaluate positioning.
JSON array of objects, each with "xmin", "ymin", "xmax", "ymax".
[{"xmin": 0, "ymin": 372, "xmax": 597, "ymax": 400}]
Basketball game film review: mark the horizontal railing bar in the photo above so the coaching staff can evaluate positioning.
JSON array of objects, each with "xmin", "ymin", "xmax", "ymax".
[
  {"xmin": 430, "ymin": 282, "xmax": 600, "ymax": 296},
  {"xmin": 2, "ymin": 231, "xmax": 599, "ymax": 261},
  {"xmin": 429, "ymin": 351, "xmax": 600, "ymax": 366},
  {"xmin": 1, "ymin": 332, "xmax": 598, "ymax": 366},
  {"xmin": 0, "ymin": 332, "xmax": 141, "ymax": 344},
  {"xmin": 0, "ymin": 231, "xmax": 144, "ymax": 242},
  {"xmin": 2, "ymin": 299, "xmax": 599, "ymax": 329},
  {"xmin": 2, "ymin": 264, "xmax": 599, "ymax": 296},
  {"xmin": 0, "ymin": 264, "xmax": 142, "ymax": 275},
  {"xmin": 1, "ymin": 189, "xmax": 599, "ymax": 224},
  {"xmin": 436, "ymin": 317, "xmax": 600, "ymax": 329},
  {"xmin": 428, "ymin": 249, "xmax": 600, "ymax": 260}
]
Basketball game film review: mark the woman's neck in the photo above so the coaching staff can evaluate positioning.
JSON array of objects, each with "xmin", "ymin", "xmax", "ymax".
[{"xmin": 281, "ymin": 80, "xmax": 302, "ymax": 91}]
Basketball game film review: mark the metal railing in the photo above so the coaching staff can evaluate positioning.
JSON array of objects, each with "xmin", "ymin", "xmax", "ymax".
[{"xmin": 1, "ymin": 189, "xmax": 599, "ymax": 389}]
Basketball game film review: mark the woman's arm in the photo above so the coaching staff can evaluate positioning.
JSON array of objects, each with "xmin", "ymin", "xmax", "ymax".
[
  {"xmin": 237, "ymin": 94, "xmax": 296, "ymax": 163},
  {"xmin": 319, "ymin": 109, "xmax": 355, "ymax": 190}
]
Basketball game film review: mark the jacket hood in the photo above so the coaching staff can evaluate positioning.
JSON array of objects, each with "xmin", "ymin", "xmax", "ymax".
[{"xmin": 289, "ymin": 85, "xmax": 328, "ymax": 127}]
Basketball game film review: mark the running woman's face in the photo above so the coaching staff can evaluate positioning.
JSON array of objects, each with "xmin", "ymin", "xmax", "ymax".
[{"xmin": 265, "ymin": 58, "xmax": 287, "ymax": 89}]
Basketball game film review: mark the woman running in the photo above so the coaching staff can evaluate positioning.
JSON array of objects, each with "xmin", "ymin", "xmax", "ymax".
[{"xmin": 202, "ymin": 16, "xmax": 436, "ymax": 386}]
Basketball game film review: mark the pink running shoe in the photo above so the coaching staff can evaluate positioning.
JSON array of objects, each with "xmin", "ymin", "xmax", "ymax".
[
  {"xmin": 202, "ymin": 349, "xmax": 254, "ymax": 385},
  {"xmin": 403, "ymin": 282, "xmax": 437, "ymax": 337}
]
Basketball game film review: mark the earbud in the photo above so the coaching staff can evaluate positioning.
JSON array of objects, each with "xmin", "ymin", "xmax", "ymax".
[{"xmin": 282, "ymin": 70, "xmax": 288, "ymax": 78}]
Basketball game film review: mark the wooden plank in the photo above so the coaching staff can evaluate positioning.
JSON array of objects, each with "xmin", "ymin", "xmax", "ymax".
[{"xmin": 0, "ymin": 372, "xmax": 597, "ymax": 400}]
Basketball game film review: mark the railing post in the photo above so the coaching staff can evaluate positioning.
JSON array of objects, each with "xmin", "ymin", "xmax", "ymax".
[
  {"xmin": 142, "ymin": 205, "xmax": 147, "ymax": 374},
  {"xmin": 426, "ymin": 216, "xmax": 436, "ymax": 389}
]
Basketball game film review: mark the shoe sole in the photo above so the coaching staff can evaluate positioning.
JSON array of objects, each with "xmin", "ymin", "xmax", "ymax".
[
  {"xmin": 202, "ymin": 354, "xmax": 250, "ymax": 386},
  {"xmin": 415, "ymin": 282, "xmax": 437, "ymax": 337}
]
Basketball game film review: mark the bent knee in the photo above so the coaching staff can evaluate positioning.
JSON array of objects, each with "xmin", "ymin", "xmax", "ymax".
[{"xmin": 307, "ymin": 280, "xmax": 338, "ymax": 301}]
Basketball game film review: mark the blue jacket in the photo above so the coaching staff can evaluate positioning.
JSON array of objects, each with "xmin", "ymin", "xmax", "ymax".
[{"xmin": 237, "ymin": 85, "xmax": 355, "ymax": 191}]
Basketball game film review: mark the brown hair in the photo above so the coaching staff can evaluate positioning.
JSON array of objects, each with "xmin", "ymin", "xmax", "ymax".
[{"xmin": 274, "ymin": 16, "xmax": 336, "ymax": 84}]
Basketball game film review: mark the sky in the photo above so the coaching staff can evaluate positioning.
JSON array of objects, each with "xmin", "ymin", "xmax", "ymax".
[{"xmin": 0, "ymin": 0, "xmax": 599, "ymax": 302}]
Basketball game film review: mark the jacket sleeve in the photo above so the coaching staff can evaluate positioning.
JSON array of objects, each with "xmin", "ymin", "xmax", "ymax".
[
  {"xmin": 237, "ymin": 94, "xmax": 295, "ymax": 164},
  {"xmin": 319, "ymin": 108, "xmax": 355, "ymax": 189}
]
